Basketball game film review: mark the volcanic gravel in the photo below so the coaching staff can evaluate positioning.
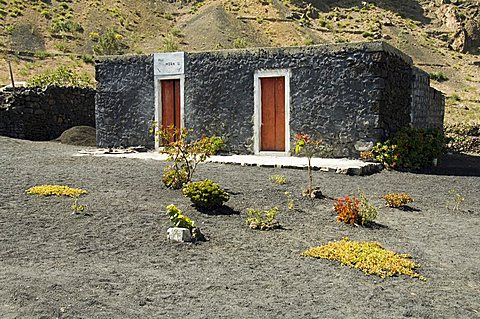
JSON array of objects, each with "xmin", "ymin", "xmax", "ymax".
[{"xmin": 0, "ymin": 136, "xmax": 479, "ymax": 319}]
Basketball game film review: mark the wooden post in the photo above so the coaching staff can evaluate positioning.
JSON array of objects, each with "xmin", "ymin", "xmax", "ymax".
[{"xmin": 7, "ymin": 57, "xmax": 15, "ymax": 92}]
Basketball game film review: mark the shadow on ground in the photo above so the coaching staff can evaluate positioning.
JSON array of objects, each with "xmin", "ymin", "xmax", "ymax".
[{"xmin": 416, "ymin": 153, "xmax": 480, "ymax": 177}]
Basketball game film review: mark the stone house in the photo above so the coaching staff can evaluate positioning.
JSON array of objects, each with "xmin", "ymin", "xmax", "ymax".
[{"xmin": 95, "ymin": 41, "xmax": 444, "ymax": 157}]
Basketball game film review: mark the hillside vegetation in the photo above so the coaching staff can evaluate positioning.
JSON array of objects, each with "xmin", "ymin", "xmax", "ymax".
[{"xmin": 1, "ymin": 0, "xmax": 479, "ymax": 125}]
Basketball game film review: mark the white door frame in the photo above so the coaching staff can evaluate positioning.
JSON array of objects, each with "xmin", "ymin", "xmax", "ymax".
[
  {"xmin": 154, "ymin": 75, "xmax": 185, "ymax": 149},
  {"xmin": 253, "ymin": 69, "xmax": 291, "ymax": 155}
]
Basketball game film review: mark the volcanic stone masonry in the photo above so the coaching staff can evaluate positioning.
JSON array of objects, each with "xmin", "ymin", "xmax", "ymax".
[
  {"xmin": 95, "ymin": 41, "xmax": 445, "ymax": 157},
  {"xmin": 0, "ymin": 87, "xmax": 95, "ymax": 141}
]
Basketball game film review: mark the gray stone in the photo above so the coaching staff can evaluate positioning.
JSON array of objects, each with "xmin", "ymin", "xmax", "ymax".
[
  {"xmin": 354, "ymin": 140, "xmax": 375, "ymax": 151},
  {"xmin": 167, "ymin": 227, "xmax": 192, "ymax": 242}
]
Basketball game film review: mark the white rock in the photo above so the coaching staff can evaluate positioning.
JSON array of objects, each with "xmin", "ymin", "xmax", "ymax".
[{"xmin": 167, "ymin": 227, "xmax": 192, "ymax": 242}]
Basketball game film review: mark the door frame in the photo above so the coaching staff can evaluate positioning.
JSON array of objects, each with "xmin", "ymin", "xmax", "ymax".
[
  {"xmin": 154, "ymin": 75, "xmax": 185, "ymax": 149},
  {"xmin": 253, "ymin": 69, "xmax": 291, "ymax": 155}
]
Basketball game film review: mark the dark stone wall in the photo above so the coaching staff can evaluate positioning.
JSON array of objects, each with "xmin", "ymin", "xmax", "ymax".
[
  {"xmin": 410, "ymin": 67, "xmax": 445, "ymax": 131},
  {"xmin": 185, "ymin": 42, "xmax": 413, "ymax": 156},
  {"xmin": 428, "ymin": 88, "xmax": 445, "ymax": 130},
  {"xmin": 95, "ymin": 55, "xmax": 155, "ymax": 148},
  {"xmin": 95, "ymin": 41, "xmax": 444, "ymax": 156},
  {"xmin": 0, "ymin": 87, "xmax": 95, "ymax": 141}
]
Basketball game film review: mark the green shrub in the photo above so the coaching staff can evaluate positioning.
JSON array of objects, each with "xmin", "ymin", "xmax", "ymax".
[
  {"xmin": 182, "ymin": 179, "xmax": 230, "ymax": 209},
  {"xmin": 165, "ymin": 204, "xmax": 195, "ymax": 230},
  {"xmin": 358, "ymin": 193, "xmax": 378, "ymax": 225},
  {"xmin": 93, "ymin": 28, "xmax": 127, "ymax": 55},
  {"xmin": 372, "ymin": 127, "xmax": 445, "ymax": 169},
  {"xmin": 33, "ymin": 50, "xmax": 51, "ymax": 59},
  {"xmin": 162, "ymin": 34, "xmax": 178, "ymax": 52},
  {"xmin": 80, "ymin": 54, "xmax": 94, "ymax": 64},
  {"xmin": 429, "ymin": 71, "xmax": 449, "ymax": 82},
  {"xmin": 49, "ymin": 20, "xmax": 83, "ymax": 33},
  {"xmin": 246, "ymin": 207, "xmax": 280, "ymax": 230},
  {"xmin": 233, "ymin": 37, "xmax": 247, "ymax": 49},
  {"xmin": 162, "ymin": 166, "xmax": 188, "ymax": 189},
  {"xmin": 26, "ymin": 66, "xmax": 93, "ymax": 89},
  {"xmin": 449, "ymin": 93, "xmax": 461, "ymax": 102}
]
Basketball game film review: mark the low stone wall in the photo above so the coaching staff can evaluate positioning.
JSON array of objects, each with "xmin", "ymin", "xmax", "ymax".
[
  {"xmin": 428, "ymin": 88, "xmax": 445, "ymax": 130},
  {"xmin": 0, "ymin": 87, "xmax": 95, "ymax": 141},
  {"xmin": 410, "ymin": 67, "xmax": 445, "ymax": 130}
]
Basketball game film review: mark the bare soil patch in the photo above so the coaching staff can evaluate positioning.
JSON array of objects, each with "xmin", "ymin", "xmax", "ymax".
[{"xmin": 0, "ymin": 136, "xmax": 479, "ymax": 318}]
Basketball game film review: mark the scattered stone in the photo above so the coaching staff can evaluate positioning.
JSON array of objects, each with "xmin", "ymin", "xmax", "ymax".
[
  {"xmin": 167, "ymin": 227, "xmax": 192, "ymax": 242},
  {"xmin": 302, "ymin": 187, "xmax": 324, "ymax": 199},
  {"xmin": 167, "ymin": 227, "xmax": 207, "ymax": 243},
  {"xmin": 56, "ymin": 126, "xmax": 96, "ymax": 146},
  {"xmin": 192, "ymin": 228, "xmax": 207, "ymax": 242}
]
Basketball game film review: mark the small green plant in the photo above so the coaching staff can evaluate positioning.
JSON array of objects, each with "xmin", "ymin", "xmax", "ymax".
[
  {"xmin": 182, "ymin": 179, "xmax": 230, "ymax": 209},
  {"xmin": 269, "ymin": 174, "xmax": 287, "ymax": 185},
  {"xmin": 446, "ymin": 189, "xmax": 464, "ymax": 211},
  {"xmin": 162, "ymin": 34, "xmax": 178, "ymax": 52},
  {"xmin": 55, "ymin": 42, "xmax": 70, "ymax": 53},
  {"xmin": 33, "ymin": 50, "xmax": 51, "ymax": 59},
  {"xmin": 189, "ymin": 1, "xmax": 205, "ymax": 14},
  {"xmin": 383, "ymin": 193, "xmax": 414, "ymax": 208},
  {"xmin": 372, "ymin": 142, "xmax": 399, "ymax": 169},
  {"xmin": 294, "ymin": 133, "xmax": 324, "ymax": 197},
  {"xmin": 163, "ymin": 12, "xmax": 174, "ymax": 20},
  {"xmin": 71, "ymin": 195, "xmax": 87, "ymax": 215},
  {"xmin": 165, "ymin": 204, "xmax": 195, "ymax": 230},
  {"xmin": 302, "ymin": 237, "xmax": 425, "ymax": 280},
  {"xmin": 246, "ymin": 207, "xmax": 280, "ymax": 230},
  {"xmin": 155, "ymin": 126, "xmax": 224, "ymax": 188},
  {"xmin": 233, "ymin": 37, "xmax": 247, "ymax": 49},
  {"xmin": 170, "ymin": 27, "xmax": 182, "ymax": 37},
  {"xmin": 449, "ymin": 93, "xmax": 461, "ymax": 102},
  {"xmin": 93, "ymin": 28, "xmax": 127, "ymax": 55},
  {"xmin": 80, "ymin": 54, "xmax": 94, "ymax": 64},
  {"xmin": 284, "ymin": 191, "xmax": 295, "ymax": 210},
  {"xmin": 49, "ymin": 20, "xmax": 83, "ymax": 33},
  {"xmin": 358, "ymin": 193, "xmax": 378, "ymax": 225},
  {"xmin": 26, "ymin": 185, "xmax": 88, "ymax": 197},
  {"xmin": 429, "ymin": 72, "xmax": 449, "ymax": 82},
  {"xmin": 162, "ymin": 165, "xmax": 189, "ymax": 189}
]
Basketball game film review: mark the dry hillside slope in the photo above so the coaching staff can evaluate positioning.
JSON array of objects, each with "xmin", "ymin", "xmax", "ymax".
[{"xmin": 0, "ymin": 0, "xmax": 479, "ymax": 125}]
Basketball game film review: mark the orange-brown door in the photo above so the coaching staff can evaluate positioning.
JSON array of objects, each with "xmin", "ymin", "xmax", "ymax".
[
  {"xmin": 260, "ymin": 77, "xmax": 285, "ymax": 151},
  {"xmin": 161, "ymin": 79, "xmax": 181, "ymax": 143},
  {"xmin": 161, "ymin": 79, "xmax": 181, "ymax": 129}
]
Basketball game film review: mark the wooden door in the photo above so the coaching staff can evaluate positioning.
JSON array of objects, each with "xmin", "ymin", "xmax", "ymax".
[
  {"xmin": 161, "ymin": 79, "xmax": 181, "ymax": 143},
  {"xmin": 161, "ymin": 79, "xmax": 181, "ymax": 129},
  {"xmin": 260, "ymin": 76, "xmax": 285, "ymax": 151}
]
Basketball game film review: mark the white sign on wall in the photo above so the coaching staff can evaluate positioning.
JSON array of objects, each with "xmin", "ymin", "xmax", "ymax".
[{"xmin": 154, "ymin": 52, "xmax": 184, "ymax": 76}]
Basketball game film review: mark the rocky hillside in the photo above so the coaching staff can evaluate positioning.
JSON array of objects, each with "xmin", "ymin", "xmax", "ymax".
[{"xmin": 1, "ymin": 0, "xmax": 479, "ymax": 125}]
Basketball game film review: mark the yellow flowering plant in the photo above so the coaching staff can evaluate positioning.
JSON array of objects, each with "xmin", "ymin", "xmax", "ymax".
[
  {"xmin": 26, "ymin": 185, "xmax": 88, "ymax": 197},
  {"xmin": 302, "ymin": 238, "xmax": 425, "ymax": 280}
]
